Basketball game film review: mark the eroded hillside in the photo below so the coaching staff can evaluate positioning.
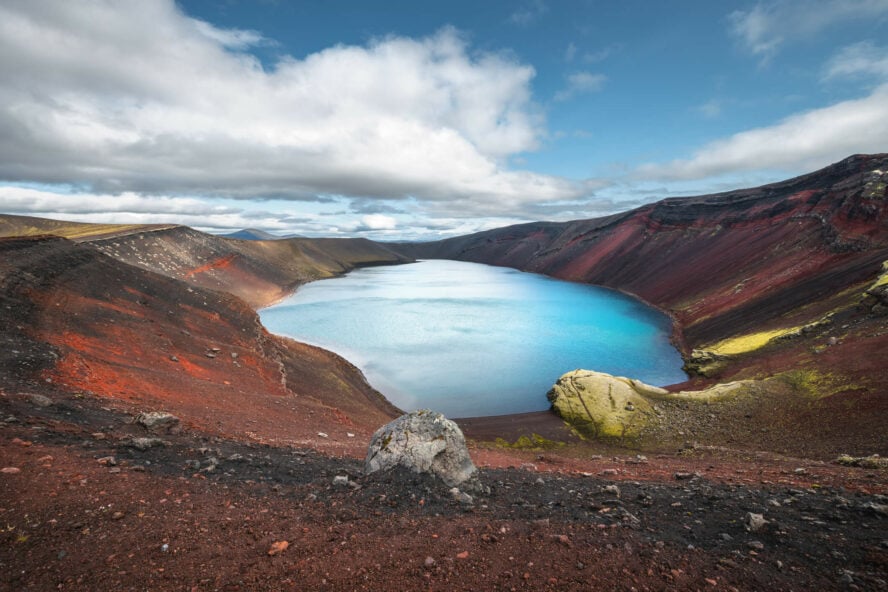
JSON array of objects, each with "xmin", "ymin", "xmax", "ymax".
[
  {"xmin": 395, "ymin": 154, "xmax": 888, "ymax": 455},
  {"xmin": 0, "ymin": 233, "xmax": 403, "ymax": 451}
]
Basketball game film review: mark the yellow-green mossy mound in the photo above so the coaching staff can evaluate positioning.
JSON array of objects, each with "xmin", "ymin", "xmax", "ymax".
[
  {"xmin": 547, "ymin": 369, "xmax": 757, "ymax": 442},
  {"xmin": 546, "ymin": 370, "xmax": 668, "ymax": 440}
]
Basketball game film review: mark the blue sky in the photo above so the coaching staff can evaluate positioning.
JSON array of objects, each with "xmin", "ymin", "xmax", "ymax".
[{"xmin": 1, "ymin": 0, "xmax": 886, "ymax": 239}]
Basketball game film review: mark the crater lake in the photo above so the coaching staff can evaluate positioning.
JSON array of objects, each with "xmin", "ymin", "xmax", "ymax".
[{"xmin": 260, "ymin": 260, "xmax": 686, "ymax": 417}]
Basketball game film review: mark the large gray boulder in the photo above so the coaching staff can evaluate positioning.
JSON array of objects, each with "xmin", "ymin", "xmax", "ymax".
[{"xmin": 364, "ymin": 410, "xmax": 477, "ymax": 488}]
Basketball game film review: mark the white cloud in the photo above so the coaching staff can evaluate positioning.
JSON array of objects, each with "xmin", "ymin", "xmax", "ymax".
[
  {"xmin": 554, "ymin": 72, "xmax": 607, "ymax": 102},
  {"xmin": 509, "ymin": 0, "xmax": 548, "ymax": 26},
  {"xmin": 359, "ymin": 214, "xmax": 397, "ymax": 231},
  {"xmin": 729, "ymin": 0, "xmax": 888, "ymax": 62},
  {"xmin": 565, "ymin": 42, "xmax": 577, "ymax": 62},
  {"xmin": 192, "ymin": 20, "xmax": 268, "ymax": 50},
  {"xmin": 638, "ymin": 83, "xmax": 888, "ymax": 180},
  {"xmin": 0, "ymin": 1, "xmax": 592, "ymax": 212},
  {"xmin": 0, "ymin": 185, "xmax": 301, "ymax": 232},
  {"xmin": 696, "ymin": 100, "xmax": 723, "ymax": 119},
  {"xmin": 824, "ymin": 41, "xmax": 888, "ymax": 81}
]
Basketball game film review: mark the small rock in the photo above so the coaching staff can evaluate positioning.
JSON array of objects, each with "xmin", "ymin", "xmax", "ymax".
[
  {"xmin": 333, "ymin": 475, "xmax": 350, "ymax": 487},
  {"xmin": 317, "ymin": 432, "xmax": 329, "ymax": 438},
  {"xmin": 456, "ymin": 551, "xmax": 469, "ymax": 559},
  {"xmin": 37, "ymin": 455, "xmax": 53, "ymax": 463},
  {"xmin": 346, "ymin": 432, "xmax": 355, "ymax": 438},
  {"xmin": 135, "ymin": 411, "xmax": 180, "ymax": 434},
  {"xmin": 747, "ymin": 540, "xmax": 765, "ymax": 551},
  {"xmin": 450, "ymin": 487, "xmax": 474, "ymax": 504},
  {"xmin": 861, "ymin": 502, "xmax": 888, "ymax": 516},
  {"xmin": 600, "ymin": 469, "xmax": 619, "ymax": 476},
  {"xmin": 11, "ymin": 438, "xmax": 31, "ymax": 447},
  {"xmin": 1, "ymin": 467, "xmax": 22, "ymax": 474},
  {"xmin": 267, "ymin": 541, "xmax": 289, "ymax": 556},
  {"xmin": 744, "ymin": 512, "xmax": 768, "ymax": 533},
  {"xmin": 111, "ymin": 511, "xmax": 125, "ymax": 520},
  {"xmin": 674, "ymin": 472, "xmax": 695, "ymax": 480},
  {"xmin": 552, "ymin": 534, "xmax": 571, "ymax": 547},
  {"xmin": 424, "ymin": 556, "xmax": 436, "ymax": 568},
  {"xmin": 97, "ymin": 456, "xmax": 117, "ymax": 466},
  {"xmin": 602, "ymin": 484, "xmax": 621, "ymax": 498},
  {"xmin": 128, "ymin": 437, "xmax": 166, "ymax": 451},
  {"xmin": 160, "ymin": 544, "xmax": 169, "ymax": 553},
  {"xmin": 169, "ymin": 355, "xmax": 179, "ymax": 362},
  {"xmin": 720, "ymin": 533, "xmax": 733, "ymax": 542},
  {"xmin": 27, "ymin": 393, "xmax": 54, "ymax": 408}
]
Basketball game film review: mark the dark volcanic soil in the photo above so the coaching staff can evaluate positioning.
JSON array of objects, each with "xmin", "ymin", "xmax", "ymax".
[{"xmin": 2, "ymin": 389, "xmax": 887, "ymax": 592}]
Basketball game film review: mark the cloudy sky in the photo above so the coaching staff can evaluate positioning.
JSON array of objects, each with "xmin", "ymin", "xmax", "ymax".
[{"xmin": 1, "ymin": 0, "xmax": 887, "ymax": 239}]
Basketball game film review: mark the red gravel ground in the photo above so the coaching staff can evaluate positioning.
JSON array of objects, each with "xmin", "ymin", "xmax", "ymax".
[{"xmin": 2, "ymin": 390, "xmax": 886, "ymax": 592}]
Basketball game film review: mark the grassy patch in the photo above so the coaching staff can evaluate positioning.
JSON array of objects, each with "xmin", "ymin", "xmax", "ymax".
[
  {"xmin": 494, "ymin": 433, "xmax": 567, "ymax": 450},
  {"xmin": 707, "ymin": 326, "xmax": 802, "ymax": 356}
]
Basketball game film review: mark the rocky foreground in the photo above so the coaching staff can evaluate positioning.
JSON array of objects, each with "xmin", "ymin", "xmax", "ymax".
[{"xmin": 2, "ymin": 391, "xmax": 887, "ymax": 591}]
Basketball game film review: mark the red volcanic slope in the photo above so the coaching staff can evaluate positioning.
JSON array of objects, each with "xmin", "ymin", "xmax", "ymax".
[
  {"xmin": 398, "ymin": 154, "xmax": 888, "ymax": 351},
  {"xmin": 86, "ymin": 226, "xmax": 411, "ymax": 308},
  {"xmin": 0, "ymin": 235, "xmax": 399, "ymax": 452}
]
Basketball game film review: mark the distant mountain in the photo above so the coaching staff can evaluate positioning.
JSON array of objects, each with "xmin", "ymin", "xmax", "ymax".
[{"xmin": 220, "ymin": 228, "xmax": 284, "ymax": 240}]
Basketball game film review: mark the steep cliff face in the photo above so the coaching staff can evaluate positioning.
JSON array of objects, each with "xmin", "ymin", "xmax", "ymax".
[{"xmin": 0, "ymin": 233, "xmax": 401, "ymax": 450}]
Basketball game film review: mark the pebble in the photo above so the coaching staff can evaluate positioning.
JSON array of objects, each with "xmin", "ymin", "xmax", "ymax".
[
  {"xmin": 11, "ymin": 437, "xmax": 32, "ymax": 447},
  {"xmin": 424, "ymin": 556, "xmax": 436, "ymax": 568},
  {"xmin": 27, "ymin": 393, "xmax": 54, "ymax": 408},
  {"xmin": 267, "ymin": 541, "xmax": 289, "ymax": 556},
  {"xmin": 317, "ymin": 432, "xmax": 329, "ymax": 438},
  {"xmin": 747, "ymin": 541, "xmax": 765, "ymax": 551},
  {"xmin": 456, "ymin": 551, "xmax": 469, "ymax": 559},
  {"xmin": 333, "ymin": 475, "xmax": 350, "ymax": 487},
  {"xmin": 449, "ymin": 488, "xmax": 474, "ymax": 504},
  {"xmin": 128, "ymin": 437, "xmax": 166, "ymax": 451},
  {"xmin": 1, "ymin": 467, "xmax": 22, "ymax": 474},
  {"xmin": 602, "ymin": 484, "xmax": 621, "ymax": 498},
  {"xmin": 744, "ymin": 512, "xmax": 768, "ymax": 533}
]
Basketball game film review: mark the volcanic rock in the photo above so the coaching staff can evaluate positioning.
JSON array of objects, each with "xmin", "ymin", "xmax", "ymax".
[
  {"xmin": 135, "ymin": 411, "xmax": 180, "ymax": 434},
  {"xmin": 364, "ymin": 410, "xmax": 477, "ymax": 488},
  {"xmin": 26, "ymin": 393, "xmax": 54, "ymax": 408},
  {"xmin": 546, "ymin": 370, "xmax": 667, "ymax": 439}
]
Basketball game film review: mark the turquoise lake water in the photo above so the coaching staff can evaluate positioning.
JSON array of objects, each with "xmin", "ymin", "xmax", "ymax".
[{"xmin": 260, "ymin": 260, "xmax": 686, "ymax": 418}]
